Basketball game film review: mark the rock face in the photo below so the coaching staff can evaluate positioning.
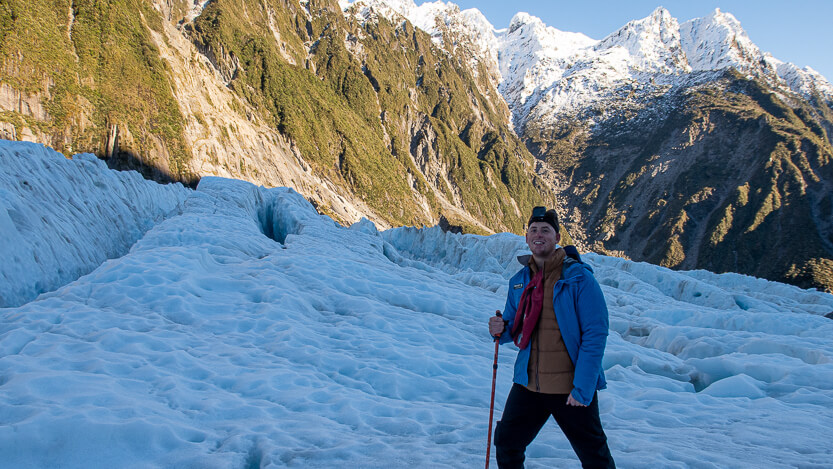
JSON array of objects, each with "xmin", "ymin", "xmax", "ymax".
[
  {"xmin": 554, "ymin": 72, "xmax": 833, "ymax": 290},
  {"xmin": 0, "ymin": 0, "xmax": 553, "ymax": 234}
]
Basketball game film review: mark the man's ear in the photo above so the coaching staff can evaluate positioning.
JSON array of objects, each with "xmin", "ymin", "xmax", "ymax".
[{"xmin": 556, "ymin": 230, "xmax": 562, "ymax": 244}]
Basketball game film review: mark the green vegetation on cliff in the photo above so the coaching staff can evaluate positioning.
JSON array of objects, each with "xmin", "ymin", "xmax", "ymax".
[
  {"xmin": 2, "ymin": 0, "xmax": 557, "ymax": 234},
  {"xmin": 538, "ymin": 71, "xmax": 833, "ymax": 292},
  {"xmin": 188, "ymin": 0, "xmax": 552, "ymax": 232},
  {"xmin": 0, "ymin": 0, "xmax": 191, "ymax": 178},
  {"xmin": 339, "ymin": 6, "xmax": 553, "ymax": 232}
]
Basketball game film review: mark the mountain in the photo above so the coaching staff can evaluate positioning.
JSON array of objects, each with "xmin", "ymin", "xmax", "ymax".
[
  {"xmin": 368, "ymin": 3, "xmax": 833, "ymax": 291},
  {"xmin": 496, "ymin": 7, "xmax": 833, "ymax": 133},
  {"xmin": 433, "ymin": 6, "xmax": 833, "ymax": 292},
  {"xmin": 514, "ymin": 8, "xmax": 833, "ymax": 292},
  {"xmin": 0, "ymin": 0, "xmax": 554, "ymax": 234}
]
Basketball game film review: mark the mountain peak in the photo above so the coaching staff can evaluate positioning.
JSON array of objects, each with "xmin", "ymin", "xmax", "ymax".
[
  {"xmin": 609, "ymin": 6, "xmax": 676, "ymax": 34},
  {"xmin": 679, "ymin": 8, "xmax": 762, "ymax": 73},
  {"xmin": 704, "ymin": 7, "xmax": 739, "ymax": 27},
  {"xmin": 508, "ymin": 12, "xmax": 543, "ymax": 33},
  {"xmin": 503, "ymin": 11, "xmax": 595, "ymax": 51},
  {"xmin": 595, "ymin": 6, "xmax": 688, "ymax": 74},
  {"xmin": 649, "ymin": 6, "xmax": 673, "ymax": 20}
]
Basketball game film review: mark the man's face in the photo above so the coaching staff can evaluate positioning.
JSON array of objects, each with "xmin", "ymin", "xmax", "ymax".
[{"xmin": 526, "ymin": 221, "xmax": 560, "ymax": 257}]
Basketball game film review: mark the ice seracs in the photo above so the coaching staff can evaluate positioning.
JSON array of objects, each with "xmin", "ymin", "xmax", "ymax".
[{"xmin": 2, "ymin": 137, "xmax": 833, "ymax": 467}]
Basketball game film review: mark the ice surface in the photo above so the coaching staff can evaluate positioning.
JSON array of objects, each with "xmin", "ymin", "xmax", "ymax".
[
  {"xmin": 2, "ymin": 138, "xmax": 833, "ymax": 467},
  {"xmin": 0, "ymin": 142, "xmax": 190, "ymax": 307}
]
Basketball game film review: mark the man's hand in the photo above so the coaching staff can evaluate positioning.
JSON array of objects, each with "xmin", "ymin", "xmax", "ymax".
[
  {"xmin": 488, "ymin": 314, "xmax": 505, "ymax": 338},
  {"xmin": 566, "ymin": 393, "xmax": 587, "ymax": 407}
]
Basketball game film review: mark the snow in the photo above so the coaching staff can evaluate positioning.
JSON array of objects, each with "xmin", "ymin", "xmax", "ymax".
[
  {"xmin": 595, "ymin": 8, "xmax": 689, "ymax": 75},
  {"xmin": 495, "ymin": 6, "xmax": 833, "ymax": 131},
  {"xmin": 182, "ymin": 0, "xmax": 213, "ymax": 24},
  {"xmin": 0, "ymin": 142, "xmax": 190, "ymax": 308},
  {"xmin": 679, "ymin": 9, "xmax": 761, "ymax": 74},
  {"xmin": 2, "ymin": 139, "xmax": 833, "ymax": 467}
]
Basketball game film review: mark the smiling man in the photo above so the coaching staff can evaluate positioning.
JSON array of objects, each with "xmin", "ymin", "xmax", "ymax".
[{"xmin": 488, "ymin": 207, "xmax": 615, "ymax": 468}]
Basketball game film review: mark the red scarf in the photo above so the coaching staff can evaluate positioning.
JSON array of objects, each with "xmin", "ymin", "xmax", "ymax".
[{"xmin": 511, "ymin": 267, "xmax": 544, "ymax": 349}]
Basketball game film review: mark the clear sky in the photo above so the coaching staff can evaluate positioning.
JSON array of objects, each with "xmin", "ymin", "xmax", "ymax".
[{"xmin": 447, "ymin": 0, "xmax": 833, "ymax": 82}]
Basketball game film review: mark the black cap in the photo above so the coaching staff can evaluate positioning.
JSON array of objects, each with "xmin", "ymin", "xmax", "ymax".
[{"xmin": 527, "ymin": 206, "xmax": 559, "ymax": 232}]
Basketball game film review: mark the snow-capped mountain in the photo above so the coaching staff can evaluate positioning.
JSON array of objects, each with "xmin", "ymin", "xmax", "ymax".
[
  {"xmin": 341, "ymin": 0, "xmax": 500, "ymax": 82},
  {"xmin": 354, "ymin": 2, "xmax": 833, "ymax": 132},
  {"xmin": 495, "ymin": 13, "xmax": 599, "ymax": 128},
  {"xmin": 681, "ymin": 9, "xmax": 833, "ymax": 98},
  {"xmin": 594, "ymin": 7, "xmax": 689, "ymax": 75},
  {"xmin": 344, "ymin": 1, "xmax": 833, "ymax": 293},
  {"xmin": 502, "ymin": 6, "xmax": 833, "ymax": 131},
  {"xmin": 679, "ymin": 8, "xmax": 760, "ymax": 74}
]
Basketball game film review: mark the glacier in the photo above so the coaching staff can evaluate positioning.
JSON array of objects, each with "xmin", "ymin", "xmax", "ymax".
[{"xmin": 2, "ymin": 140, "xmax": 833, "ymax": 467}]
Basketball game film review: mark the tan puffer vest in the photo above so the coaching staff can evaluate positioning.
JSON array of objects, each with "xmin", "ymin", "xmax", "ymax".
[{"xmin": 525, "ymin": 248, "xmax": 575, "ymax": 394}]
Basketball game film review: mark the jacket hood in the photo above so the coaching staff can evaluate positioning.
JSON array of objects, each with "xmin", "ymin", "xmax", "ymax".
[
  {"xmin": 516, "ymin": 246, "xmax": 592, "ymax": 280},
  {"xmin": 516, "ymin": 254, "xmax": 532, "ymax": 265},
  {"xmin": 516, "ymin": 245, "xmax": 583, "ymax": 266}
]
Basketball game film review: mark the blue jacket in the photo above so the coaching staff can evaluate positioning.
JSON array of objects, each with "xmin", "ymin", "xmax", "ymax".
[{"xmin": 499, "ymin": 252, "xmax": 609, "ymax": 405}]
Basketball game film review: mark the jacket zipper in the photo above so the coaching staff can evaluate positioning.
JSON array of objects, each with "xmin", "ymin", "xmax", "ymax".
[
  {"xmin": 535, "ymin": 335, "xmax": 540, "ymax": 392},
  {"xmin": 532, "ymin": 267, "xmax": 546, "ymax": 392}
]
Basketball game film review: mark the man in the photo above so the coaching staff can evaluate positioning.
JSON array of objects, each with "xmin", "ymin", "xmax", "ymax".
[{"xmin": 488, "ymin": 206, "xmax": 614, "ymax": 468}]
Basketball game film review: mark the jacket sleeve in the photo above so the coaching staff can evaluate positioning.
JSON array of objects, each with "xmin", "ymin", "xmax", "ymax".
[
  {"xmin": 498, "ymin": 283, "xmax": 518, "ymax": 345},
  {"xmin": 570, "ymin": 270, "xmax": 609, "ymax": 405}
]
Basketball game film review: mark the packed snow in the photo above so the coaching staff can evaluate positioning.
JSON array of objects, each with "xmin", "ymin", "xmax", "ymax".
[{"xmin": 2, "ymin": 140, "xmax": 833, "ymax": 468}]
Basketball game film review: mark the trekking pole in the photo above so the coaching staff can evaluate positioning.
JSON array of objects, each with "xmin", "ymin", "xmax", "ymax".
[{"xmin": 486, "ymin": 310, "xmax": 502, "ymax": 469}]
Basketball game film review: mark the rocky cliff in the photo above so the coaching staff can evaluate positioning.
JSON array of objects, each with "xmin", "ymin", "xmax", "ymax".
[
  {"xmin": 0, "ymin": 0, "xmax": 554, "ymax": 233},
  {"xmin": 542, "ymin": 71, "xmax": 833, "ymax": 291}
]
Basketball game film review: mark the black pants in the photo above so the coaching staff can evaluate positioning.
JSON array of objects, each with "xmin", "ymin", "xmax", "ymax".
[{"xmin": 494, "ymin": 384, "xmax": 615, "ymax": 469}]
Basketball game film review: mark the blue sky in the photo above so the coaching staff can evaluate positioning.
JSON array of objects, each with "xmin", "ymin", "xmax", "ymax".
[{"xmin": 448, "ymin": 0, "xmax": 833, "ymax": 81}]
